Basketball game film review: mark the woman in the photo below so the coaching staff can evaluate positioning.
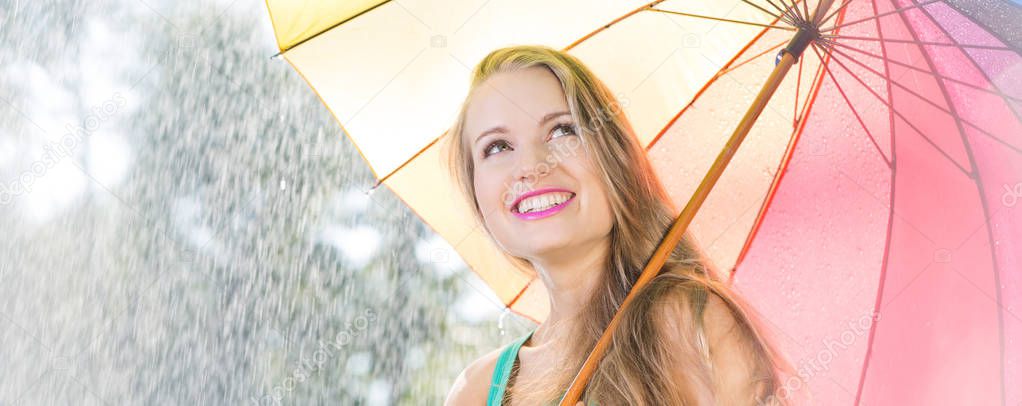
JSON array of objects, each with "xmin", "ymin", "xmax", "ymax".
[{"xmin": 442, "ymin": 45, "xmax": 798, "ymax": 405}]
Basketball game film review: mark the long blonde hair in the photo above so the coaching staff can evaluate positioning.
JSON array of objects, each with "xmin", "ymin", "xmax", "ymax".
[{"xmin": 443, "ymin": 44, "xmax": 798, "ymax": 405}]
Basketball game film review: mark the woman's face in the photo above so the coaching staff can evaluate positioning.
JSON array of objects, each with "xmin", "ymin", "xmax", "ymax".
[{"xmin": 463, "ymin": 66, "xmax": 614, "ymax": 265}]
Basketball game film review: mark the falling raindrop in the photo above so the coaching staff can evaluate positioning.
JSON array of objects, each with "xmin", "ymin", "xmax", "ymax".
[
  {"xmin": 0, "ymin": 3, "xmax": 500, "ymax": 403},
  {"xmin": 497, "ymin": 306, "xmax": 512, "ymax": 337}
]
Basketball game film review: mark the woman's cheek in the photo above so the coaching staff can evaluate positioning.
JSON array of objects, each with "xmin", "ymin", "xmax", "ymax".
[{"xmin": 478, "ymin": 183, "xmax": 503, "ymax": 214}]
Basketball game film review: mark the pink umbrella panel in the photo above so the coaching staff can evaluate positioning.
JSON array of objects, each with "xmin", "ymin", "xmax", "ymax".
[{"xmin": 653, "ymin": 0, "xmax": 1022, "ymax": 404}]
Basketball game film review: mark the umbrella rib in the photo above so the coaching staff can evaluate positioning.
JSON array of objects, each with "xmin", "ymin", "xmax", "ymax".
[
  {"xmin": 825, "ymin": 44, "xmax": 1022, "ymax": 152},
  {"xmin": 793, "ymin": 53, "xmax": 803, "ymax": 128},
  {"xmin": 820, "ymin": 33, "xmax": 1014, "ymax": 51},
  {"xmin": 854, "ymin": 2, "xmax": 895, "ymax": 401},
  {"xmin": 823, "ymin": 42, "xmax": 1022, "ymax": 155},
  {"xmin": 794, "ymin": 46, "xmax": 829, "ymax": 131},
  {"xmin": 729, "ymin": 70, "xmax": 828, "ymax": 278},
  {"xmin": 940, "ymin": 0, "xmax": 1022, "ymax": 53},
  {"xmin": 793, "ymin": 46, "xmax": 820, "ymax": 126},
  {"xmin": 795, "ymin": 0, "xmax": 813, "ymax": 23},
  {"xmin": 732, "ymin": 27, "xmax": 833, "ymax": 278},
  {"xmin": 888, "ymin": 4, "xmax": 1008, "ymax": 402},
  {"xmin": 810, "ymin": 44, "xmax": 892, "ymax": 167},
  {"xmin": 827, "ymin": 41, "xmax": 1022, "ymax": 105},
  {"xmin": 822, "ymin": 35, "xmax": 1020, "ymax": 136},
  {"xmin": 647, "ymin": 8, "xmax": 796, "ymax": 31},
  {"xmin": 761, "ymin": 0, "xmax": 802, "ymax": 25},
  {"xmin": 820, "ymin": 0, "xmax": 940, "ymax": 33},
  {"xmin": 273, "ymin": 0, "xmax": 394, "ymax": 53},
  {"xmin": 718, "ymin": 40, "xmax": 789, "ymax": 76},
  {"xmin": 818, "ymin": 0, "xmax": 853, "ymax": 29},
  {"xmin": 823, "ymin": 49, "xmax": 973, "ymax": 176},
  {"xmin": 772, "ymin": 0, "xmax": 804, "ymax": 22},
  {"xmin": 786, "ymin": 0, "xmax": 811, "ymax": 24},
  {"xmin": 566, "ymin": 0, "xmax": 670, "ymax": 51},
  {"xmin": 646, "ymin": 18, "xmax": 780, "ymax": 150},
  {"xmin": 738, "ymin": 0, "xmax": 787, "ymax": 22},
  {"xmin": 506, "ymin": 278, "xmax": 533, "ymax": 308}
]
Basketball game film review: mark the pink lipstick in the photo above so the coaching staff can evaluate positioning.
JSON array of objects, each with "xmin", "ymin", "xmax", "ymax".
[{"xmin": 511, "ymin": 188, "xmax": 576, "ymax": 220}]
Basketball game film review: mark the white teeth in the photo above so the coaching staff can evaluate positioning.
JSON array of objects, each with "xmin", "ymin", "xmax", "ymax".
[{"xmin": 516, "ymin": 192, "xmax": 573, "ymax": 214}]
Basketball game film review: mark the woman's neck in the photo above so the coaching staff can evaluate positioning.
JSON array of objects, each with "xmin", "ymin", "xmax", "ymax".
[{"xmin": 525, "ymin": 236, "xmax": 609, "ymax": 350}]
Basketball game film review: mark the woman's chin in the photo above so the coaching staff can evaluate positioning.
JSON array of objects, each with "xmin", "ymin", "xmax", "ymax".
[{"xmin": 516, "ymin": 238, "xmax": 581, "ymax": 260}]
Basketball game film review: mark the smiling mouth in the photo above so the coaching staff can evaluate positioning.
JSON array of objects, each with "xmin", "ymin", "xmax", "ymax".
[{"xmin": 512, "ymin": 192, "xmax": 576, "ymax": 214}]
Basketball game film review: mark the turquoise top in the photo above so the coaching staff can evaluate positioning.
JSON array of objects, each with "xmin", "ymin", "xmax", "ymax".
[
  {"xmin": 486, "ymin": 330, "xmax": 535, "ymax": 406},
  {"xmin": 486, "ymin": 330, "xmax": 596, "ymax": 405}
]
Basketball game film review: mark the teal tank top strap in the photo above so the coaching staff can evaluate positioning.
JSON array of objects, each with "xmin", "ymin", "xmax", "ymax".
[{"xmin": 486, "ymin": 330, "xmax": 535, "ymax": 406}]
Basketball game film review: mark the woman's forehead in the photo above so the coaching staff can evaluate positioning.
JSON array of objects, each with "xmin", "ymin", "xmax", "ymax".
[{"xmin": 463, "ymin": 67, "xmax": 570, "ymax": 138}]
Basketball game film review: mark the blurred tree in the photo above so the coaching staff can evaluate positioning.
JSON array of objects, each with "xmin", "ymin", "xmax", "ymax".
[{"xmin": 1, "ymin": 1, "xmax": 533, "ymax": 405}]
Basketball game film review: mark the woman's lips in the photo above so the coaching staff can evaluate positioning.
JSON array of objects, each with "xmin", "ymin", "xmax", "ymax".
[
  {"xmin": 512, "ymin": 193, "xmax": 576, "ymax": 220},
  {"xmin": 510, "ymin": 187, "xmax": 575, "ymax": 212}
]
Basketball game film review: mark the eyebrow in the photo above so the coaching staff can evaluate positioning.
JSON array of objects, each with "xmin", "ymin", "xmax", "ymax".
[{"xmin": 473, "ymin": 110, "xmax": 571, "ymax": 147}]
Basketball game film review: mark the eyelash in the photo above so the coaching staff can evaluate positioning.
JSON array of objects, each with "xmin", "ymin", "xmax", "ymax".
[{"xmin": 481, "ymin": 123, "xmax": 578, "ymax": 159}]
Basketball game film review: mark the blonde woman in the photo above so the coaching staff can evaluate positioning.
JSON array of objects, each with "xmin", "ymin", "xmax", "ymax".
[{"xmin": 442, "ymin": 45, "xmax": 797, "ymax": 405}]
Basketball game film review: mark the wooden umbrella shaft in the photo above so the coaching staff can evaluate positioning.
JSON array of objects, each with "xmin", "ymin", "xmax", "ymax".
[{"xmin": 557, "ymin": 2, "xmax": 834, "ymax": 404}]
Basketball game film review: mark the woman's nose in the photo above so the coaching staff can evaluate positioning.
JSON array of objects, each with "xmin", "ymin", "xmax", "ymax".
[{"xmin": 512, "ymin": 141, "xmax": 552, "ymax": 184}]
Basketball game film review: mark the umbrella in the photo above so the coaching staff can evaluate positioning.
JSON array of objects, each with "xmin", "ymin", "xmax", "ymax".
[
  {"xmin": 264, "ymin": 0, "xmax": 774, "ymax": 322},
  {"xmin": 264, "ymin": 0, "xmax": 1022, "ymax": 404}
]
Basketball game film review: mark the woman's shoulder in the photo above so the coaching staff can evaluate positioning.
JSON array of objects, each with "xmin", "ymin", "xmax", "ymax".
[
  {"xmin": 653, "ymin": 281, "xmax": 781, "ymax": 403},
  {"xmin": 653, "ymin": 282, "xmax": 749, "ymax": 357},
  {"xmin": 444, "ymin": 344, "xmax": 506, "ymax": 405}
]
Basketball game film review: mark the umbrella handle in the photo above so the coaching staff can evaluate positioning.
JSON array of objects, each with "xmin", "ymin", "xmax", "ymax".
[{"xmin": 557, "ymin": 1, "xmax": 836, "ymax": 404}]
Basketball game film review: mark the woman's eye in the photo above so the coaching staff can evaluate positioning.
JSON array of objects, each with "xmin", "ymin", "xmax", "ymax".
[
  {"xmin": 481, "ymin": 124, "xmax": 576, "ymax": 159},
  {"xmin": 482, "ymin": 140, "xmax": 509, "ymax": 158},
  {"xmin": 551, "ymin": 123, "xmax": 578, "ymax": 139}
]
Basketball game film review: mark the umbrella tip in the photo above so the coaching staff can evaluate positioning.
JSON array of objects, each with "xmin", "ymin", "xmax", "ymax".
[
  {"xmin": 364, "ymin": 180, "xmax": 383, "ymax": 195},
  {"xmin": 269, "ymin": 52, "xmax": 283, "ymax": 60}
]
